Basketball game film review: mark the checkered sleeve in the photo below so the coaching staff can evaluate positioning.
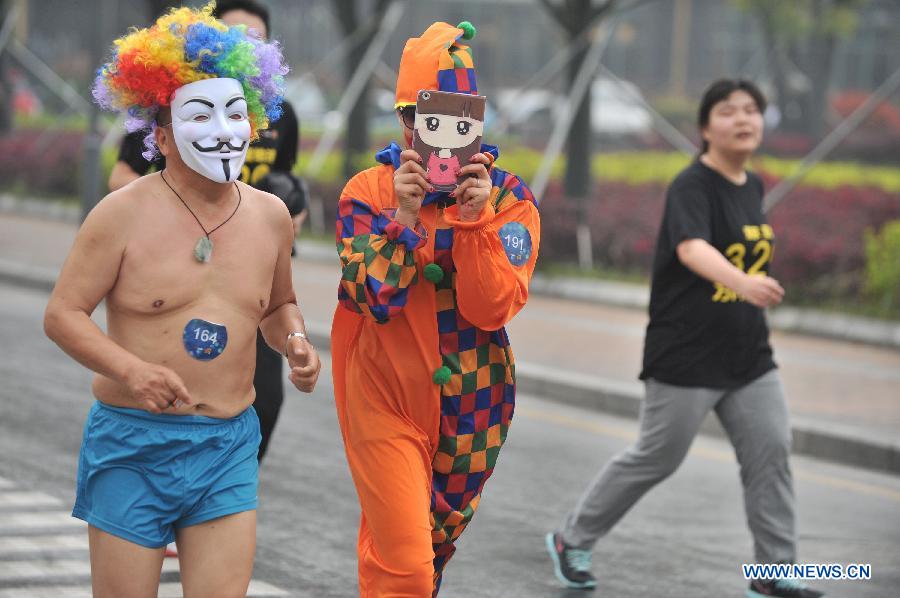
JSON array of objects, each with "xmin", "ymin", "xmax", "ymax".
[
  {"xmin": 443, "ymin": 170, "xmax": 540, "ymax": 331},
  {"xmin": 336, "ymin": 194, "xmax": 425, "ymax": 324}
]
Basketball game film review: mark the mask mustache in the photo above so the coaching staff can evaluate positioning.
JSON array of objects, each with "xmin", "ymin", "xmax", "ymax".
[{"xmin": 191, "ymin": 140, "xmax": 248, "ymax": 153}]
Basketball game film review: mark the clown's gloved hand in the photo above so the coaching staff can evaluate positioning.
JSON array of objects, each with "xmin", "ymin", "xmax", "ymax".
[
  {"xmin": 394, "ymin": 149, "xmax": 432, "ymax": 227},
  {"xmin": 453, "ymin": 152, "xmax": 492, "ymax": 222}
]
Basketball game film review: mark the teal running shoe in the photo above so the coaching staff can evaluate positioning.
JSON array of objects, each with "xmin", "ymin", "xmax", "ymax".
[
  {"xmin": 747, "ymin": 578, "xmax": 825, "ymax": 597},
  {"xmin": 545, "ymin": 532, "xmax": 597, "ymax": 590}
]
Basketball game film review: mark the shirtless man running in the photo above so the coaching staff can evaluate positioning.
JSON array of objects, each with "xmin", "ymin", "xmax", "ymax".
[{"xmin": 43, "ymin": 6, "xmax": 319, "ymax": 597}]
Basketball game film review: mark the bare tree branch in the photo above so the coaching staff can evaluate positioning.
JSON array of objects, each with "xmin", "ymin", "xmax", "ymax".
[
  {"xmin": 616, "ymin": 0, "xmax": 665, "ymax": 15},
  {"xmin": 537, "ymin": 0, "xmax": 569, "ymax": 31},
  {"xmin": 590, "ymin": 0, "xmax": 617, "ymax": 22}
]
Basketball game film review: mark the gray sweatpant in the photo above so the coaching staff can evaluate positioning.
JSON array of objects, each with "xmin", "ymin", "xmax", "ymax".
[{"xmin": 560, "ymin": 369, "xmax": 796, "ymax": 564}]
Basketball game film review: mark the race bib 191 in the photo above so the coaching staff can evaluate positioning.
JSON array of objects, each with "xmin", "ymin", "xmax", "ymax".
[{"xmin": 498, "ymin": 221, "xmax": 532, "ymax": 267}]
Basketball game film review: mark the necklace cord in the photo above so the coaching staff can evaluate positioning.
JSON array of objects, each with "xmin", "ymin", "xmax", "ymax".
[{"xmin": 160, "ymin": 170, "xmax": 241, "ymax": 238}]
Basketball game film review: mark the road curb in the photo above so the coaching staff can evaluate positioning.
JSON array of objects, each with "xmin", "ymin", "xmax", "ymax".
[
  {"xmin": 295, "ymin": 240, "xmax": 900, "ymax": 352},
  {"xmin": 0, "ymin": 259, "xmax": 56, "ymax": 294},
  {"xmin": 512, "ymin": 360, "xmax": 900, "ymax": 476},
  {"xmin": 1, "ymin": 255, "xmax": 897, "ymax": 476}
]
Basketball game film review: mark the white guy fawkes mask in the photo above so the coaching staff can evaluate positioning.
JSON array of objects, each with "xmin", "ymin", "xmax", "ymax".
[{"xmin": 170, "ymin": 78, "xmax": 251, "ymax": 183}]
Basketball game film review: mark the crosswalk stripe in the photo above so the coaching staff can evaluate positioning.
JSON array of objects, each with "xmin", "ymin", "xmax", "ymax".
[
  {"xmin": 0, "ymin": 588, "xmax": 93, "ymax": 598},
  {"xmin": 0, "ymin": 512, "xmax": 84, "ymax": 532},
  {"xmin": 159, "ymin": 581, "xmax": 291, "ymax": 597},
  {"xmin": 243, "ymin": 581, "xmax": 291, "ymax": 597},
  {"xmin": 0, "ymin": 477, "xmax": 290, "ymax": 597},
  {"xmin": 0, "ymin": 558, "xmax": 179, "ymax": 583},
  {"xmin": 0, "ymin": 558, "xmax": 91, "ymax": 582},
  {"xmin": 0, "ymin": 534, "xmax": 87, "ymax": 554},
  {"xmin": 0, "ymin": 579, "xmax": 290, "ymax": 597},
  {"xmin": 0, "ymin": 491, "xmax": 64, "ymax": 508}
]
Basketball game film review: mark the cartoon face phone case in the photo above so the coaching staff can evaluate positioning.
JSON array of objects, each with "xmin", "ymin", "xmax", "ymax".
[{"xmin": 412, "ymin": 90, "xmax": 487, "ymax": 192}]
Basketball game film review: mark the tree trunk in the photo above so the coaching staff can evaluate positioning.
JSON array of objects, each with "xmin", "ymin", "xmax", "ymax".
[
  {"xmin": 0, "ymin": 0, "xmax": 12, "ymax": 133},
  {"xmin": 757, "ymin": 8, "xmax": 791, "ymax": 132},
  {"xmin": 801, "ymin": 0, "xmax": 837, "ymax": 139},
  {"xmin": 563, "ymin": 0, "xmax": 594, "ymax": 199},
  {"xmin": 538, "ymin": 0, "xmax": 616, "ymax": 270},
  {"xmin": 334, "ymin": 0, "xmax": 372, "ymax": 181},
  {"xmin": 145, "ymin": 0, "xmax": 176, "ymax": 19}
]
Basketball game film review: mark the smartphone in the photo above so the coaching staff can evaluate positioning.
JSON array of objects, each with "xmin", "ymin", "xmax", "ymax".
[{"xmin": 412, "ymin": 89, "xmax": 487, "ymax": 192}]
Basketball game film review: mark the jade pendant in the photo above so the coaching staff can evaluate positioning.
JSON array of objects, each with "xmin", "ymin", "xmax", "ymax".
[{"xmin": 194, "ymin": 237, "xmax": 213, "ymax": 263}]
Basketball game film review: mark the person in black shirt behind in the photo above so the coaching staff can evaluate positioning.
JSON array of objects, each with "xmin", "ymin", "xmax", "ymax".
[
  {"xmin": 545, "ymin": 80, "xmax": 824, "ymax": 598},
  {"xmin": 108, "ymin": 0, "xmax": 307, "ymax": 464}
]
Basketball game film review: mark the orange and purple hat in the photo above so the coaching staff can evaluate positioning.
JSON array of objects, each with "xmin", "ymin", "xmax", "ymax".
[{"xmin": 395, "ymin": 21, "xmax": 477, "ymax": 109}]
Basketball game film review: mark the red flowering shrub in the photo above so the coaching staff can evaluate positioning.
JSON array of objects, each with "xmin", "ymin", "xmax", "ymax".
[
  {"xmin": 309, "ymin": 169, "xmax": 900, "ymax": 307},
  {"xmin": 767, "ymin": 183, "xmax": 900, "ymax": 299},
  {"xmin": 538, "ymin": 180, "xmax": 665, "ymax": 272},
  {"xmin": 832, "ymin": 91, "xmax": 900, "ymax": 135},
  {"xmin": 0, "ymin": 128, "xmax": 84, "ymax": 196},
  {"xmin": 826, "ymin": 92, "xmax": 900, "ymax": 164},
  {"xmin": 539, "ymin": 178, "xmax": 900, "ymax": 304}
]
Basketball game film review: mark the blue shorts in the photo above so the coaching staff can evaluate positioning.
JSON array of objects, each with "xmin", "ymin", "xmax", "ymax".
[{"xmin": 73, "ymin": 401, "xmax": 261, "ymax": 548}]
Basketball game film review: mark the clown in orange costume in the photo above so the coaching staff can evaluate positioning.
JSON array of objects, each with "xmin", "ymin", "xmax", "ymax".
[{"xmin": 331, "ymin": 21, "xmax": 541, "ymax": 597}]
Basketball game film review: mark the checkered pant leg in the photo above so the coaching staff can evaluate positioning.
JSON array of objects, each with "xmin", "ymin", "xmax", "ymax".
[{"xmin": 429, "ymin": 376, "xmax": 514, "ymax": 592}]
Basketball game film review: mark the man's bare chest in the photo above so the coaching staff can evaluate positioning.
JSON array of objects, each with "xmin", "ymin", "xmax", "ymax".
[{"xmin": 109, "ymin": 217, "xmax": 279, "ymax": 318}]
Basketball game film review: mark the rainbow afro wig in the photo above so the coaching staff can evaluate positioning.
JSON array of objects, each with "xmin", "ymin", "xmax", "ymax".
[{"xmin": 92, "ymin": 2, "xmax": 288, "ymax": 160}]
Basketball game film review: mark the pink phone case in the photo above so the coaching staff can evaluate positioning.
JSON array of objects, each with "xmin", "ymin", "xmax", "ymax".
[{"xmin": 412, "ymin": 90, "xmax": 487, "ymax": 192}]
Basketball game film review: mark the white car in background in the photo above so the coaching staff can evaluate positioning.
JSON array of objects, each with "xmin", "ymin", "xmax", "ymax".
[
  {"xmin": 282, "ymin": 74, "xmax": 329, "ymax": 123},
  {"xmin": 496, "ymin": 76, "xmax": 652, "ymax": 136},
  {"xmin": 590, "ymin": 77, "xmax": 652, "ymax": 135}
]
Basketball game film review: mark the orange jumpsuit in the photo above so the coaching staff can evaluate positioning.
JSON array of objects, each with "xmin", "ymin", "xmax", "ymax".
[{"xmin": 331, "ymin": 142, "xmax": 540, "ymax": 596}]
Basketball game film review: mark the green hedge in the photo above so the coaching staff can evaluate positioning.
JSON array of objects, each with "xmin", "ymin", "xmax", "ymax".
[
  {"xmin": 864, "ymin": 220, "xmax": 900, "ymax": 315},
  {"xmin": 294, "ymin": 147, "xmax": 900, "ymax": 194},
  {"xmin": 755, "ymin": 156, "xmax": 900, "ymax": 193}
]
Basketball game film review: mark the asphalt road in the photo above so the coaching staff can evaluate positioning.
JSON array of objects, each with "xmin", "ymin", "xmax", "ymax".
[{"xmin": 1, "ymin": 282, "xmax": 898, "ymax": 597}]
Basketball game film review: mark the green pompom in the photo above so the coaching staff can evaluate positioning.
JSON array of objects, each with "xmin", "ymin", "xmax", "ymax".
[
  {"xmin": 432, "ymin": 366, "xmax": 452, "ymax": 385},
  {"xmin": 457, "ymin": 21, "xmax": 476, "ymax": 40},
  {"xmin": 424, "ymin": 263, "xmax": 445, "ymax": 283}
]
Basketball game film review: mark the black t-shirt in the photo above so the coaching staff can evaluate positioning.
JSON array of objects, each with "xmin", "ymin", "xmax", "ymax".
[
  {"xmin": 118, "ymin": 130, "xmax": 166, "ymax": 174},
  {"xmin": 118, "ymin": 100, "xmax": 299, "ymax": 194},
  {"xmin": 639, "ymin": 159, "xmax": 777, "ymax": 388}
]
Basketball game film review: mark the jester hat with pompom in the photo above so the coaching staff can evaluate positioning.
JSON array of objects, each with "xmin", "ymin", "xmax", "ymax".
[
  {"xmin": 92, "ymin": 2, "xmax": 288, "ymax": 160},
  {"xmin": 395, "ymin": 20, "xmax": 478, "ymax": 109}
]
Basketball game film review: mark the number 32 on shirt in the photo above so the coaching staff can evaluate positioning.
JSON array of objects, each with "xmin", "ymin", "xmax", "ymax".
[{"xmin": 712, "ymin": 224, "xmax": 774, "ymax": 303}]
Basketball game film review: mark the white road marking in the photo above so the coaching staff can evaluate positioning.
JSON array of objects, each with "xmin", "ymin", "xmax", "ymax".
[
  {"xmin": 0, "ymin": 557, "xmax": 178, "ymax": 583},
  {"xmin": 0, "ymin": 534, "xmax": 87, "ymax": 555},
  {"xmin": 0, "ymin": 491, "xmax": 63, "ymax": 508},
  {"xmin": 0, "ymin": 475, "xmax": 291, "ymax": 597},
  {"xmin": 0, "ymin": 580, "xmax": 291, "ymax": 597},
  {"xmin": 0, "ymin": 512, "xmax": 84, "ymax": 532}
]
